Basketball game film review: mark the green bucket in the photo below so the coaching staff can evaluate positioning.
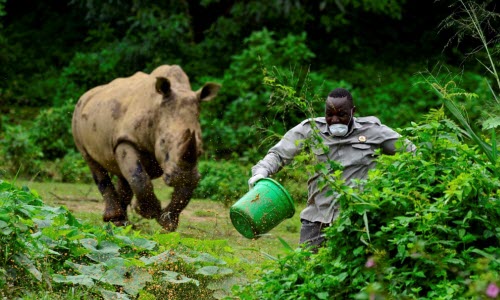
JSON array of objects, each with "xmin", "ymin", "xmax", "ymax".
[{"xmin": 230, "ymin": 178, "xmax": 295, "ymax": 239}]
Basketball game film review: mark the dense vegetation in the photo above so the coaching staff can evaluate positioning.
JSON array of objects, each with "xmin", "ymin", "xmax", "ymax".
[
  {"xmin": 0, "ymin": 180, "xmax": 244, "ymax": 299},
  {"xmin": 0, "ymin": 0, "xmax": 499, "ymax": 298},
  {"xmin": 236, "ymin": 107, "xmax": 499, "ymax": 299},
  {"xmin": 1, "ymin": 0, "xmax": 498, "ymax": 197}
]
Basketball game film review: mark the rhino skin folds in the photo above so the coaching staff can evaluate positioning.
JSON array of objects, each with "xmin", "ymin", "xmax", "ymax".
[{"xmin": 72, "ymin": 65, "xmax": 220, "ymax": 231}]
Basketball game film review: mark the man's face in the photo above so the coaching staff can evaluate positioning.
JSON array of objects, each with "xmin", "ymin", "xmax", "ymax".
[{"xmin": 325, "ymin": 96, "xmax": 355, "ymax": 126}]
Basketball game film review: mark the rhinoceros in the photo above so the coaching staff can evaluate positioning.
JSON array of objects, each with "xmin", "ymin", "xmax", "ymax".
[{"xmin": 71, "ymin": 65, "xmax": 220, "ymax": 231}]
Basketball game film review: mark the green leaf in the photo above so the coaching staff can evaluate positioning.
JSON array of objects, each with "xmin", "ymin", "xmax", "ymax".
[
  {"xmin": 0, "ymin": 220, "xmax": 8, "ymax": 228},
  {"xmin": 100, "ymin": 289, "xmax": 131, "ymax": 300},
  {"xmin": 471, "ymin": 249, "xmax": 498, "ymax": 261},
  {"xmin": 195, "ymin": 266, "xmax": 233, "ymax": 276},
  {"xmin": 277, "ymin": 236, "xmax": 294, "ymax": 253},
  {"xmin": 81, "ymin": 239, "xmax": 120, "ymax": 262},
  {"xmin": 444, "ymin": 258, "xmax": 465, "ymax": 266},
  {"xmin": 179, "ymin": 252, "xmax": 226, "ymax": 265},
  {"xmin": 116, "ymin": 236, "xmax": 156, "ymax": 251},
  {"xmin": 482, "ymin": 116, "xmax": 500, "ymax": 130},
  {"xmin": 140, "ymin": 251, "xmax": 178, "ymax": 265},
  {"xmin": 65, "ymin": 261, "xmax": 106, "ymax": 280},
  {"xmin": 103, "ymin": 266, "xmax": 152, "ymax": 296},
  {"xmin": 363, "ymin": 212, "xmax": 371, "ymax": 243},
  {"xmin": 53, "ymin": 274, "xmax": 94, "ymax": 287},
  {"xmin": 160, "ymin": 271, "xmax": 199, "ymax": 286},
  {"xmin": 13, "ymin": 253, "xmax": 42, "ymax": 281}
]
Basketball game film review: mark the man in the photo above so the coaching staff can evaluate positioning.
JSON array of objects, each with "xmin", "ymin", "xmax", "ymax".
[{"xmin": 248, "ymin": 88, "xmax": 414, "ymax": 251}]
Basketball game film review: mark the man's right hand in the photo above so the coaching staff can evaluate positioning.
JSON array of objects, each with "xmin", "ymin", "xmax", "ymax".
[{"xmin": 248, "ymin": 174, "xmax": 266, "ymax": 189}]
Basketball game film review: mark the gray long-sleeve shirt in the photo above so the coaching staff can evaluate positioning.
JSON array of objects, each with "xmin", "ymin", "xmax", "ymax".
[{"xmin": 251, "ymin": 116, "xmax": 411, "ymax": 224}]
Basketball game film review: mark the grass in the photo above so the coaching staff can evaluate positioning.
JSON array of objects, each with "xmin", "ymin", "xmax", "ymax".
[{"xmin": 12, "ymin": 178, "xmax": 305, "ymax": 265}]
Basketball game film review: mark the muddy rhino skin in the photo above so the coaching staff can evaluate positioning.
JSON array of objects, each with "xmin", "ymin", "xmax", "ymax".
[{"xmin": 72, "ymin": 65, "xmax": 220, "ymax": 231}]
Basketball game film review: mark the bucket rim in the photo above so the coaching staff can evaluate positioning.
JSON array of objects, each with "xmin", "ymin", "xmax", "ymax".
[{"xmin": 255, "ymin": 177, "xmax": 295, "ymax": 209}]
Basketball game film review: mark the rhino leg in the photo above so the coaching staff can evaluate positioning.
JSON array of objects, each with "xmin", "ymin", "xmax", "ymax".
[
  {"xmin": 83, "ymin": 153, "xmax": 128, "ymax": 225},
  {"xmin": 115, "ymin": 143, "xmax": 162, "ymax": 220},
  {"xmin": 158, "ymin": 171, "xmax": 200, "ymax": 231},
  {"xmin": 116, "ymin": 176, "xmax": 133, "ymax": 215}
]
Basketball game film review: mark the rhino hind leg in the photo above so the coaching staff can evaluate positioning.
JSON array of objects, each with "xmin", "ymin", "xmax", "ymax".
[
  {"xmin": 82, "ymin": 153, "xmax": 128, "ymax": 226},
  {"xmin": 115, "ymin": 143, "xmax": 162, "ymax": 220}
]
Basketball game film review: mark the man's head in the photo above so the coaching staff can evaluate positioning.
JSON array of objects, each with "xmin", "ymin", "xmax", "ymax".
[{"xmin": 325, "ymin": 88, "xmax": 356, "ymax": 127}]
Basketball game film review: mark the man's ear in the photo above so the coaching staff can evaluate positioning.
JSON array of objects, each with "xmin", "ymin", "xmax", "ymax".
[{"xmin": 352, "ymin": 106, "xmax": 357, "ymax": 115}]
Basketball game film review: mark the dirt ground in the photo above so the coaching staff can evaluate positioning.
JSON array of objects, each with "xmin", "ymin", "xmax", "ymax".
[{"xmin": 16, "ymin": 179, "xmax": 302, "ymax": 261}]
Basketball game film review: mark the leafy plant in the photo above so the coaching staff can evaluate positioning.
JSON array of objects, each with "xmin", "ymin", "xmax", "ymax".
[
  {"xmin": 235, "ymin": 108, "xmax": 500, "ymax": 299},
  {"xmin": 0, "ymin": 123, "xmax": 43, "ymax": 177},
  {"xmin": 0, "ymin": 180, "xmax": 245, "ymax": 299},
  {"xmin": 194, "ymin": 159, "xmax": 250, "ymax": 207},
  {"xmin": 437, "ymin": 0, "xmax": 499, "ymax": 171},
  {"xmin": 29, "ymin": 99, "xmax": 77, "ymax": 160}
]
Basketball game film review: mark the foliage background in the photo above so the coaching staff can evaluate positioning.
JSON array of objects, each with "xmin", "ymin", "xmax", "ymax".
[{"xmin": 0, "ymin": 0, "xmax": 498, "ymax": 199}]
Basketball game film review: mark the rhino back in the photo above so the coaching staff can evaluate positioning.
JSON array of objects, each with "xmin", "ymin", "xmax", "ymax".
[{"xmin": 72, "ymin": 71, "xmax": 161, "ymax": 173}]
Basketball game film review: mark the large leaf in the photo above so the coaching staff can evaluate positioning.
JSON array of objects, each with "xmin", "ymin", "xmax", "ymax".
[
  {"xmin": 13, "ymin": 253, "xmax": 41, "ymax": 281},
  {"xmin": 102, "ymin": 265, "xmax": 152, "ymax": 296},
  {"xmin": 80, "ymin": 238, "xmax": 120, "ymax": 262},
  {"xmin": 140, "ymin": 250, "xmax": 178, "ymax": 265},
  {"xmin": 100, "ymin": 289, "xmax": 131, "ymax": 300},
  {"xmin": 65, "ymin": 261, "xmax": 106, "ymax": 280},
  {"xmin": 53, "ymin": 274, "xmax": 94, "ymax": 287},
  {"xmin": 160, "ymin": 270, "xmax": 199, "ymax": 286},
  {"xmin": 195, "ymin": 266, "xmax": 233, "ymax": 276}
]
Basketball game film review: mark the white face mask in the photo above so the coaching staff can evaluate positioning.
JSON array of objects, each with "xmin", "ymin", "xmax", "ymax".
[
  {"xmin": 329, "ymin": 124, "xmax": 349, "ymax": 136},
  {"xmin": 328, "ymin": 108, "xmax": 353, "ymax": 137}
]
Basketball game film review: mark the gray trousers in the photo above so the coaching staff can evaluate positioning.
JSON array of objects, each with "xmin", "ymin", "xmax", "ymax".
[{"xmin": 299, "ymin": 219, "xmax": 330, "ymax": 252}]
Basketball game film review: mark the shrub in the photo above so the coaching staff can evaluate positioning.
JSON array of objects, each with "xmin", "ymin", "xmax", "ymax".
[
  {"xmin": 0, "ymin": 180, "xmax": 241, "ymax": 299},
  {"xmin": 200, "ymin": 29, "xmax": 317, "ymax": 158},
  {"xmin": 57, "ymin": 150, "xmax": 92, "ymax": 183},
  {"xmin": 0, "ymin": 123, "xmax": 43, "ymax": 177},
  {"xmin": 235, "ymin": 108, "xmax": 500, "ymax": 299},
  {"xmin": 36, "ymin": 150, "xmax": 93, "ymax": 183},
  {"xmin": 29, "ymin": 99, "xmax": 76, "ymax": 160},
  {"xmin": 194, "ymin": 159, "xmax": 250, "ymax": 207}
]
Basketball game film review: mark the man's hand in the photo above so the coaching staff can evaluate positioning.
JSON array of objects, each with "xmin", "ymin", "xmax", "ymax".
[{"xmin": 248, "ymin": 174, "xmax": 266, "ymax": 189}]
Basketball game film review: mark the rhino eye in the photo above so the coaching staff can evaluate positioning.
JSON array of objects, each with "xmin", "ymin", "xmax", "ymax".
[{"xmin": 165, "ymin": 153, "xmax": 170, "ymax": 162}]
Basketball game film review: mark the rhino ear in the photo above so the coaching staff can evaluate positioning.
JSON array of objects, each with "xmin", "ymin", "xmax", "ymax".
[
  {"xmin": 155, "ymin": 77, "xmax": 171, "ymax": 98},
  {"xmin": 197, "ymin": 82, "xmax": 221, "ymax": 102}
]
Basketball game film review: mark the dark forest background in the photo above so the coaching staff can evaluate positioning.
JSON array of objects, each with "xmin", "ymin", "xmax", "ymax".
[{"xmin": 0, "ymin": 0, "xmax": 498, "ymax": 187}]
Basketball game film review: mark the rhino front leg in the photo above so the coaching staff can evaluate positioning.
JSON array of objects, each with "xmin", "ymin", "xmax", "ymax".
[
  {"xmin": 116, "ymin": 176, "xmax": 133, "ymax": 215},
  {"xmin": 82, "ymin": 153, "xmax": 127, "ymax": 225},
  {"xmin": 115, "ymin": 143, "xmax": 162, "ymax": 220},
  {"xmin": 158, "ymin": 170, "xmax": 200, "ymax": 231}
]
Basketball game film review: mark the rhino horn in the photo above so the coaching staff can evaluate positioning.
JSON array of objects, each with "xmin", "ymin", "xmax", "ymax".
[{"xmin": 180, "ymin": 129, "xmax": 198, "ymax": 164}]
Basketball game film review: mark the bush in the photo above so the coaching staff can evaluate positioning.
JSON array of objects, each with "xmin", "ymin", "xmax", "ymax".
[
  {"xmin": 29, "ymin": 99, "xmax": 76, "ymax": 160},
  {"xmin": 200, "ymin": 29, "xmax": 317, "ymax": 158},
  {"xmin": 235, "ymin": 108, "xmax": 500, "ymax": 299},
  {"xmin": 0, "ymin": 123, "xmax": 43, "ymax": 177},
  {"xmin": 0, "ymin": 180, "xmax": 241, "ymax": 299},
  {"xmin": 57, "ymin": 150, "xmax": 92, "ymax": 183},
  {"xmin": 35, "ymin": 150, "xmax": 93, "ymax": 183},
  {"xmin": 194, "ymin": 159, "xmax": 250, "ymax": 207},
  {"xmin": 0, "ymin": 99, "xmax": 83, "ymax": 181}
]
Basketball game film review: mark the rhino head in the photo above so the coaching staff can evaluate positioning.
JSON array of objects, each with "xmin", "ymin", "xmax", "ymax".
[{"xmin": 152, "ymin": 76, "xmax": 220, "ymax": 188}]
